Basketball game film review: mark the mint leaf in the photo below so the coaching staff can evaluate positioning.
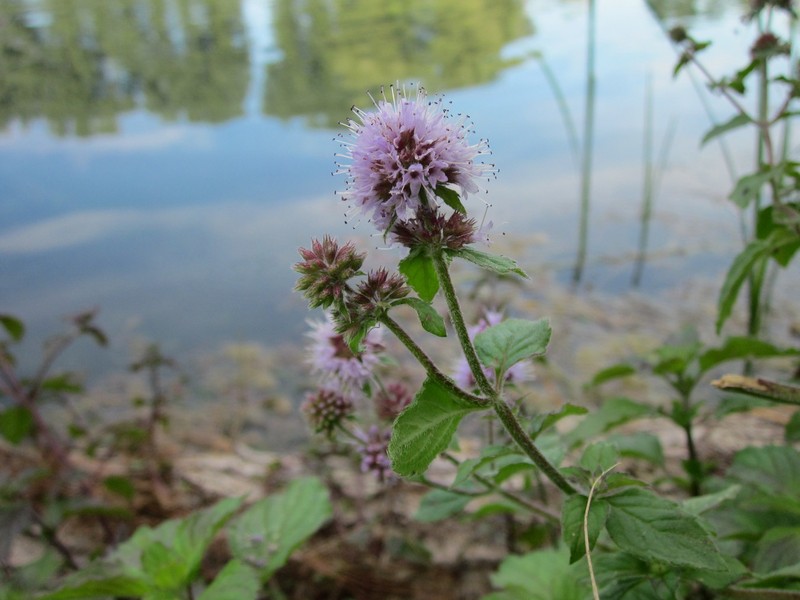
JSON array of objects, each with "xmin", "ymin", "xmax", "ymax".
[
  {"xmin": 388, "ymin": 378, "xmax": 484, "ymax": 477},
  {"xmin": 606, "ymin": 488, "xmax": 728, "ymax": 571},
  {"xmin": 399, "ymin": 250, "xmax": 439, "ymax": 302},
  {"xmin": 228, "ymin": 477, "xmax": 331, "ymax": 582},
  {"xmin": 393, "ymin": 297, "xmax": 446, "ymax": 337},
  {"xmin": 453, "ymin": 247, "xmax": 528, "ymax": 278},
  {"xmin": 474, "ymin": 318, "xmax": 550, "ymax": 376}
]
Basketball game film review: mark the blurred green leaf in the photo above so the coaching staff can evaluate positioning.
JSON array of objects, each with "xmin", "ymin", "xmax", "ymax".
[
  {"xmin": 103, "ymin": 476, "xmax": 136, "ymax": 502},
  {"xmin": 197, "ymin": 560, "xmax": 259, "ymax": 600},
  {"xmin": 0, "ymin": 315, "xmax": 24, "ymax": 342},
  {"xmin": 0, "ymin": 406, "xmax": 34, "ymax": 445},
  {"xmin": 699, "ymin": 337, "xmax": 799, "ymax": 373},
  {"xmin": 587, "ymin": 363, "xmax": 637, "ymax": 388},
  {"xmin": 228, "ymin": 477, "xmax": 331, "ymax": 582},
  {"xmin": 561, "ymin": 494, "xmax": 608, "ymax": 563},
  {"xmin": 564, "ymin": 397, "xmax": 654, "ymax": 449},
  {"xmin": 701, "ymin": 113, "xmax": 752, "ymax": 146},
  {"xmin": 607, "ymin": 432, "xmax": 664, "ymax": 466},
  {"xmin": 727, "ymin": 445, "xmax": 800, "ymax": 497},
  {"xmin": 415, "ymin": 489, "xmax": 471, "ymax": 522},
  {"xmin": 605, "ymin": 488, "xmax": 728, "ymax": 571},
  {"xmin": 530, "ymin": 403, "xmax": 588, "ymax": 438},
  {"xmin": 486, "ymin": 546, "xmax": 589, "ymax": 600},
  {"xmin": 716, "ymin": 239, "xmax": 771, "ymax": 334}
]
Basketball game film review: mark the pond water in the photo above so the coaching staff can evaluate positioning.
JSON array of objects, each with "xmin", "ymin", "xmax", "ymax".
[{"xmin": 0, "ymin": 0, "xmax": 787, "ymax": 382}]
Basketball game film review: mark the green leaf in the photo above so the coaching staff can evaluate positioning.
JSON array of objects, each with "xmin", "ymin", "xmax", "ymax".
[
  {"xmin": 730, "ymin": 169, "xmax": 774, "ymax": 209},
  {"xmin": 415, "ymin": 489, "xmax": 471, "ymax": 522},
  {"xmin": 452, "ymin": 247, "xmax": 528, "ymax": 278},
  {"xmin": 607, "ymin": 432, "xmax": 665, "ymax": 466},
  {"xmin": 564, "ymin": 397, "xmax": 654, "ymax": 449},
  {"xmin": 587, "ymin": 363, "xmax": 637, "ymax": 387},
  {"xmin": 579, "ymin": 442, "xmax": 620, "ymax": 474},
  {"xmin": 561, "ymin": 494, "xmax": 609, "ymax": 563},
  {"xmin": 398, "ymin": 250, "xmax": 439, "ymax": 302},
  {"xmin": 681, "ymin": 485, "xmax": 742, "ymax": 516},
  {"xmin": 388, "ymin": 378, "xmax": 484, "ymax": 477},
  {"xmin": 434, "ymin": 184, "xmax": 466, "ymax": 214},
  {"xmin": 0, "ymin": 315, "xmax": 24, "ymax": 342},
  {"xmin": 41, "ymin": 373, "xmax": 83, "ymax": 394},
  {"xmin": 197, "ymin": 560, "xmax": 259, "ymax": 600},
  {"xmin": 228, "ymin": 477, "xmax": 331, "ymax": 582},
  {"xmin": 530, "ymin": 403, "xmax": 589, "ymax": 438},
  {"xmin": 0, "ymin": 406, "xmax": 34, "ymax": 445},
  {"xmin": 141, "ymin": 541, "xmax": 185, "ymax": 590},
  {"xmin": 474, "ymin": 318, "xmax": 551, "ymax": 376},
  {"xmin": 716, "ymin": 239, "xmax": 771, "ymax": 333},
  {"xmin": 699, "ymin": 337, "xmax": 799, "ymax": 373},
  {"xmin": 393, "ymin": 297, "xmax": 446, "ymax": 337},
  {"xmin": 701, "ymin": 113, "xmax": 752, "ymax": 146},
  {"xmin": 727, "ymin": 445, "xmax": 800, "ymax": 496},
  {"xmin": 36, "ymin": 575, "xmax": 152, "ymax": 599},
  {"xmin": 593, "ymin": 552, "xmax": 679, "ymax": 599},
  {"xmin": 786, "ymin": 411, "xmax": 800, "ymax": 443},
  {"xmin": 487, "ymin": 546, "xmax": 589, "ymax": 600},
  {"xmin": 451, "ymin": 445, "xmax": 521, "ymax": 488},
  {"xmin": 103, "ymin": 476, "xmax": 136, "ymax": 502},
  {"xmin": 109, "ymin": 496, "xmax": 242, "ymax": 585},
  {"xmin": 753, "ymin": 527, "xmax": 800, "ymax": 574},
  {"xmin": 605, "ymin": 488, "xmax": 728, "ymax": 571}
]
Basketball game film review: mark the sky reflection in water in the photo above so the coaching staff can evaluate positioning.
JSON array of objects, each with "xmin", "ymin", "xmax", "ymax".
[{"xmin": 0, "ymin": 0, "xmax": 770, "ymax": 375}]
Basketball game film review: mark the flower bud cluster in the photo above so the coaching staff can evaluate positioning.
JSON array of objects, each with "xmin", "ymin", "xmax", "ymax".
[{"xmin": 301, "ymin": 388, "xmax": 355, "ymax": 436}]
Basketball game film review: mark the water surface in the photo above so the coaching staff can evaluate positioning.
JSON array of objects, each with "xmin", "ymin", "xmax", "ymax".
[{"xmin": 0, "ymin": 0, "xmax": 780, "ymax": 380}]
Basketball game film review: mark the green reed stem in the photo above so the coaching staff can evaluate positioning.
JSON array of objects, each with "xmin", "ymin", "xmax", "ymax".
[{"xmin": 573, "ymin": 0, "xmax": 597, "ymax": 284}]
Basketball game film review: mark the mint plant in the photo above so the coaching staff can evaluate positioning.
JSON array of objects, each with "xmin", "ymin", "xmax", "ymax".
[{"xmin": 292, "ymin": 82, "xmax": 798, "ymax": 598}]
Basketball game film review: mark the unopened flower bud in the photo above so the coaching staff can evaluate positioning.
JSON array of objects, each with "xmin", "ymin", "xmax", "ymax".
[
  {"xmin": 374, "ymin": 382, "xmax": 413, "ymax": 421},
  {"xmin": 294, "ymin": 236, "xmax": 365, "ymax": 309},
  {"xmin": 301, "ymin": 387, "xmax": 354, "ymax": 435}
]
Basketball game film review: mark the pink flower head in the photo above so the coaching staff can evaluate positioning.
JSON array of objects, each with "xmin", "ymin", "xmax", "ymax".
[
  {"xmin": 336, "ymin": 84, "xmax": 492, "ymax": 233},
  {"xmin": 301, "ymin": 387, "xmax": 355, "ymax": 435},
  {"xmin": 452, "ymin": 309, "xmax": 532, "ymax": 391},
  {"xmin": 306, "ymin": 314, "xmax": 383, "ymax": 388},
  {"xmin": 354, "ymin": 425, "xmax": 395, "ymax": 483}
]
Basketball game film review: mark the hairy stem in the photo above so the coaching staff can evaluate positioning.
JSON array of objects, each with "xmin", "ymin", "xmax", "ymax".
[
  {"xmin": 379, "ymin": 314, "xmax": 489, "ymax": 408},
  {"xmin": 431, "ymin": 249, "xmax": 577, "ymax": 496},
  {"xmin": 431, "ymin": 251, "xmax": 495, "ymax": 398},
  {"xmin": 494, "ymin": 400, "xmax": 577, "ymax": 495}
]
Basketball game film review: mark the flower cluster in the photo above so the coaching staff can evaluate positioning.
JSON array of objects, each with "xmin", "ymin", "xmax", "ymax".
[
  {"xmin": 300, "ymin": 388, "xmax": 354, "ymax": 436},
  {"xmin": 295, "ymin": 236, "xmax": 365, "ymax": 310},
  {"xmin": 306, "ymin": 315, "xmax": 384, "ymax": 389},
  {"xmin": 354, "ymin": 425, "xmax": 395, "ymax": 483},
  {"xmin": 336, "ymin": 84, "xmax": 491, "ymax": 233},
  {"xmin": 373, "ymin": 382, "xmax": 413, "ymax": 422},
  {"xmin": 453, "ymin": 309, "xmax": 532, "ymax": 391}
]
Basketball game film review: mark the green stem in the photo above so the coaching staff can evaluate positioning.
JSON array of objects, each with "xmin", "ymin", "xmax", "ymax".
[
  {"xmin": 573, "ymin": 0, "xmax": 597, "ymax": 285},
  {"xmin": 494, "ymin": 400, "xmax": 577, "ymax": 495},
  {"xmin": 379, "ymin": 314, "xmax": 489, "ymax": 408},
  {"xmin": 431, "ymin": 251, "xmax": 495, "ymax": 398},
  {"xmin": 431, "ymin": 249, "xmax": 576, "ymax": 495},
  {"xmin": 441, "ymin": 453, "xmax": 560, "ymax": 521}
]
